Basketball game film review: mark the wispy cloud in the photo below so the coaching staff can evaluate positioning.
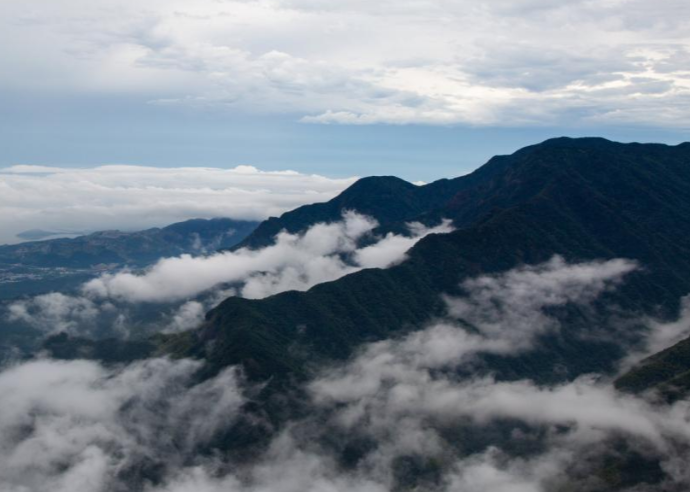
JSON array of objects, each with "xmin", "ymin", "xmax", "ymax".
[
  {"xmin": 311, "ymin": 256, "xmax": 639, "ymax": 410},
  {"xmin": 0, "ymin": 357, "xmax": 245, "ymax": 492},
  {"xmin": 83, "ymin": 212, "xmax": 453, "ymax": 303},
  {"xmin": 4, "ymin": 213, "xmax": 453, "ymax": 337}
]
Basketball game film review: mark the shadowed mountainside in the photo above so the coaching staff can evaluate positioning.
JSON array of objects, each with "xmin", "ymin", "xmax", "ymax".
[
  {"xmin": 165, "ymin": 137, "xmax": 690, "ymax": 383},
  {"xmin": 233, "ymin": 175, "xmax": 464, "ymax": 250}
]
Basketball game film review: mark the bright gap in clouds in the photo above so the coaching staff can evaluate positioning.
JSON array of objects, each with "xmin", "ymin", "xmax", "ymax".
[{"xmin": 0, "ymin": 164, "xmax": 357, "ymax": 245}]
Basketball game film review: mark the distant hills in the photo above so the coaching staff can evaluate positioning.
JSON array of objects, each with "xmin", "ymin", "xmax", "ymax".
[
  {"xmin": 0, "ymin": 218, "xmax": 259, "ymax": 299},
  {"xmin": 16, "ymin": 229, "xmax": 87, "ymax": 241},
  {"xmin": 0, "ymin": 218, "xmax": 259, "ymax": 268},
  {"xmin": 166, "ymin": 137, "xmax": 690, "ymax": 383}
]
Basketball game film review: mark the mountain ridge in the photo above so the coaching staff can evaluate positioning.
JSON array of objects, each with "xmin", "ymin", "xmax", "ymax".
[
  {"xmin": 166, "ymin": 137, "xmax": 690, "ymax": 384},
  {"xmin": 233, "ymin": 174, "xmax": 466, "ymax": 250},
  {"xmin": 235, "ymin": 137, "xmax": 690, "ymax": 251},
  {"xmin": 0, "ymin": 217, "xmax": 260, "ymax": 300},
  {"xmin": 0, "ymin": 217, "xmax": 259, "ymax": 269}
]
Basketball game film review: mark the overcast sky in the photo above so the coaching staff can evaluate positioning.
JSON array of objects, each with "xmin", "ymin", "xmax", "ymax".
[{"xmin": 1, "ymin": 0, "xmax": 689, "ymax": 241}]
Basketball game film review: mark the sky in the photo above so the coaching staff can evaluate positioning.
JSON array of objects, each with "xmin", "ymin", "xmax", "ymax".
[{"xmin": 1, "ymin": 0, "xmax": 690, "ymax": 242}]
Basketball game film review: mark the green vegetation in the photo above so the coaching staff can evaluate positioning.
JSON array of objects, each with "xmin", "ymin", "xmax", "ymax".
[
  {"xmin": 166, "ymin": 138, "xmax": 690, "ymax": 384},
  {"xmin": 616, "ymin": 335, "xmax": 690, "ymax": 399}
]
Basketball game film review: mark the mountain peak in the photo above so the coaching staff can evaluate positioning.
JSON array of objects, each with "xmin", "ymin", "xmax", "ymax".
[
  {"xmin": 233, "ymin": 175, "xmax": 454, "ymax": 250},
  {"xmin": 539, "ymin": 136, "xmax": 615, "ymax": 147},
  {"xmin": 530, "ymin": 136, "xmax": 689, "ymax": 152},
  {"xmin": 337, "ymin": 175, "xmax": 417, "ymax": 197}
]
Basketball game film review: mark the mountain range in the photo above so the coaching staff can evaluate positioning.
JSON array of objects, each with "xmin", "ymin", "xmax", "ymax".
[
  {"xmin": 8, "ymin": 136, "xmax": 690, "ymax": 491},
  {"xmin": 143, "ymin": 136, "xmax": 690, "ymax": 490},
  {"xmin": 165, "ymin": 138, "xmax": 690, "ymax": 385},
  {"xmin": 0, "ymin": 217, "xmax": 259, "ymax": 268}
]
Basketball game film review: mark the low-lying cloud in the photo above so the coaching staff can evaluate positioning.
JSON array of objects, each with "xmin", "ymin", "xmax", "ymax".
[
  {"xmin": 295, "ymin": 257, "xmax": 690, "ymax": 491},
  {"xmin": 83, "ymin": 212, "xmax": 453, "ymax": 303},
  {"xmin": 3, "ymin": 257, "xmax": 690, "ymax": 491},
  {"xmin": 311, "ymin": 256, "xmax": 639, "ymax": 414},
  {"xmin": 0, "ymin": 357, "xmax": 245, "ymax": 492},
  {"xmin": 0, "ymin": 164, "xmax": 356, "ymax": 245},
  {"xmin": 4, "ymin": 212, "xmax": 453, "ymax": 339},
  {"xmin": 312, "ymin": 256, "xmax": 638, "ymax": 403},
  {"xmin": 7, "ymin": 292, "xmax": 101, "ymax": 335}
]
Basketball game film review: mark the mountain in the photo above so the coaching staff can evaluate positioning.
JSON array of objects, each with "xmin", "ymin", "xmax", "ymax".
[
  {"xmin": 234, "ymin": 175, "xmax": 467, "ymax": 250},
  {"xmin": 616, "ymin": 335, "xmax": 690, "ymax": 399},
  {"xmin": 0, "ymin": 218, "xmax": 259, "ymax": 299},
  {"xmin": 235, "ymin": 137, "xmax": 642, "ymax": 251},
  {"xmin": 19, "ymin": 137, "xmax": 690, "ymax": 492},
  {"xmin": 0, "ymin": 218, "xmax": 259, "ymax": 268},
  {"xmin": 166, "ymin": 137, "xmax": 690, "ymax": 383}
]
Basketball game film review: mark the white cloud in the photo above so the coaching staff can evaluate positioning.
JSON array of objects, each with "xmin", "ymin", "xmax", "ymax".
[
  {"xmin": 444, "ymin": 256, "xmax": 638, "ymax": 355},
  {"xmin": 6, "ymin": 291, "xmax": 210, "ymax": 340},
  {"xmin": 0, "ymin": 357, "xmax": 245, "ymax": 492},
  {"xmin": 4, "ymin": 257, "xmax": 690, "ymax": 491},
  {"xmin": 0, "ymin": 164, "xmax": 356, "ymax": 245},
  {"xmin": 1, "ymin": 0, "xmax": 689, "ymax": 127},
  {"xmin": 4, "ymin": 213, "xmax": 452, "ymax": 337},
  {"xmin": 162, "ymin": 300, "xmax": 206, "ymax": 334},
  {"xmin": 83, "ymin": 212, "xmax": 453, "ymax": 303},
  {"xmin": 643, "ymin": 296, "xmax": 690, "ymax": 357},
  {"xmin": 7, "ymin": 292, "xmax": 102, "ymax": 336},
  {"xmin": 308, "ymin": 257, "xmax": 639, "ymax": 428},
  {"xmin": 144, "ymin": 258, "xmax": 690, "ymax": 492},
  {"xmin": 311, "ymin": 257, "xmax": 638, "ymax": 409},
  {"xmin": 287, "ymin": 258, "xmax": 690, "ymax": 491}
]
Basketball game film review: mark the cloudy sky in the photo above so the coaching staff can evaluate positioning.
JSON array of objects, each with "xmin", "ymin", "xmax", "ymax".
[
  {"xmin": 0, "ymin": 164, "xmax": 355, "ymax": 243},
  {"xmin": 1, "ymin": 0, "xmax": 689, "ymax": 241}
]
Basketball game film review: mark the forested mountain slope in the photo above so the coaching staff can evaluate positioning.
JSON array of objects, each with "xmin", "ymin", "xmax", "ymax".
[{"xmin": 169, "ymin": 138, "xmax": 690, "ymax": 382}]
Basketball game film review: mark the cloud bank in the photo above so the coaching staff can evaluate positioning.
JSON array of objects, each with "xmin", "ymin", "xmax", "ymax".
[
  {"xmin": 83, "ymin": 212, "xmax": 453, "ymax": 303},
  {"xmin": 4, "ymin": 257, "xmax": 690, "ymax": 491},
  {"xmin": 0, "ymin": 357, "xmax": 245, "ymax": 492},
  {"xmin": 0, "ymin": 164, "xmax": 356, "ymax": 245}
]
